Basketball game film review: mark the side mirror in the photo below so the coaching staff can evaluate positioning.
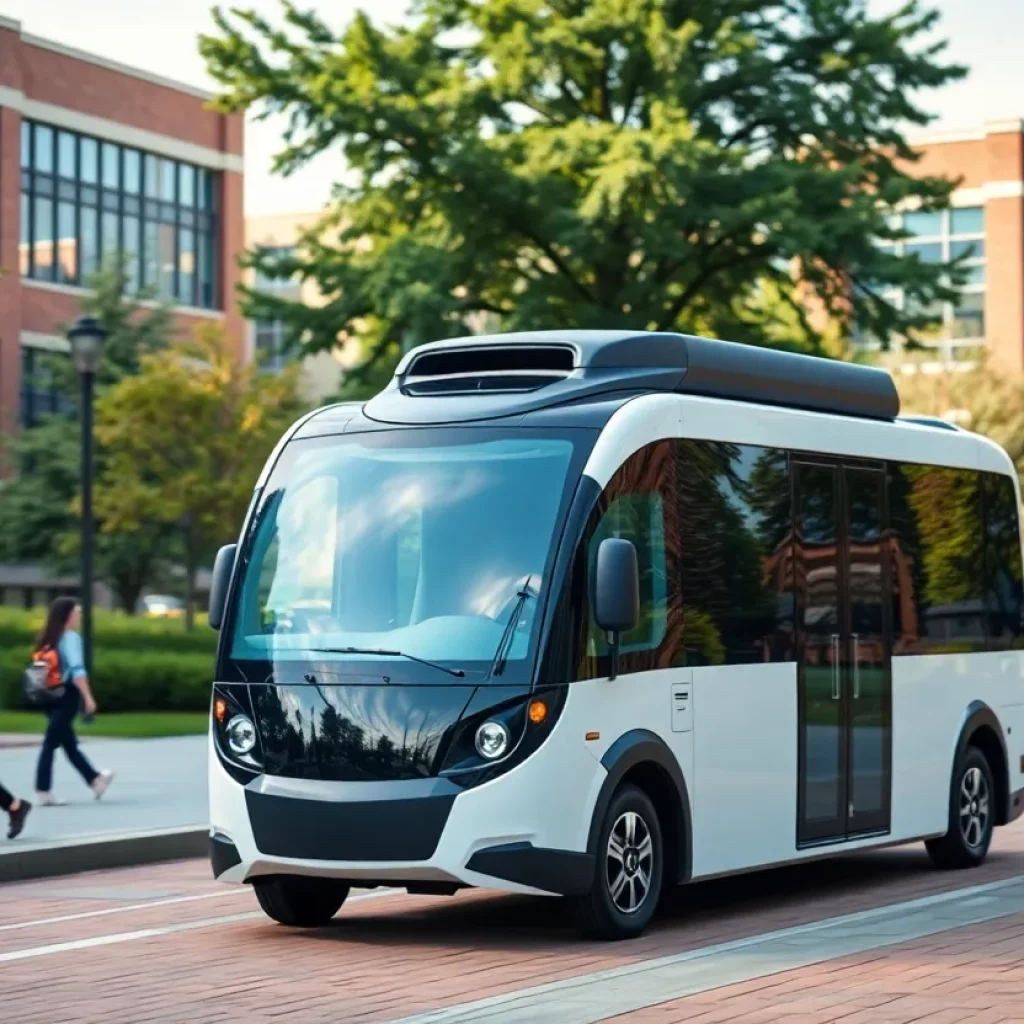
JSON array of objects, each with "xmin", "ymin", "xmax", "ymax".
[
  {"xmin": 208, "ymin": 544, "xmax": 237, "ymax": 631},
  {"xmin": 593, "ymin": 537, "xmax": 639, "ymax": 680}
]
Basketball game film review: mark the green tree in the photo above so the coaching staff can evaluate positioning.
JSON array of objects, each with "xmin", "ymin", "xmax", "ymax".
[
  {"xmin": 202, "ymin": 0, "xmax": 965, "ymax": 388},
  {"xmin": 0, "ymin": 259, "xmax": 176, "ymax": 612},
  {"xmin": 93, "ymin": 324, "xmax": 306, "ymax": 628},
  {"xmin": 895, "ymin": 354, "xmax": 1024, "ymax": 476}
]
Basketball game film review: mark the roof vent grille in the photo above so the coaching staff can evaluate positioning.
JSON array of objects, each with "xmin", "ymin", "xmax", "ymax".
[{"xmin": 402, "ymin": 344, "xmax": 576, "ymax": 396}]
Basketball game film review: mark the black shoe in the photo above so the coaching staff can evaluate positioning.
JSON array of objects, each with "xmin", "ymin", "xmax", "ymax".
[{"xmin": 8, "ymin": 801, "xmax": 31, "ymax": 839}]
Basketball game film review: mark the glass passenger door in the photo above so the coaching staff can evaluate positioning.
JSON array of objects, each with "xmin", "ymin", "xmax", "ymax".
[
  {"xmin": 844, "ymin": 466, "xmax": 891, "ymax": 837},
  {"xmin": 795, "ymin": 460, "xmax": 891, "ymax": 847},
  {"xmin": 795, "ymin": 462, "xmax": 847, "ymax": 844}
]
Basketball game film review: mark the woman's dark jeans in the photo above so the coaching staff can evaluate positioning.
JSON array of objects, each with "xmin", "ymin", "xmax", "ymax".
[
  {"xmin": 35, "ymin": 686, "xmax": 98, "ymax": 792},
  {"xmin": 0, "ymin": 783, "xmax": 13, "ymax": 812}
]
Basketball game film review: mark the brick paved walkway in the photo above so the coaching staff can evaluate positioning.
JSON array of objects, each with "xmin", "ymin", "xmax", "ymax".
[
  {"xmin": 610, "ymin": 912, "xmax": 1024, "ymax": 1024},
  {"xmin": 2, "ymin": 824, "xmax": 1024, "ymax": 1023}
]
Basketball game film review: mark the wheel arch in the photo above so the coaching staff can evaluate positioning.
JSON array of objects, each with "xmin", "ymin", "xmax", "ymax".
[
  {"xmin": 589, "ymin": 729, "xmax": 692, "ymax": 884},
  {"xmin": 954, "ymin": 701, "xmax": 1010, "ymax": 826}
]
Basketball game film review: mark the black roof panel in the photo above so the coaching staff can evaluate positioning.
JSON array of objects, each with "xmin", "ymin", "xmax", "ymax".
[{"xmin": 359, "ymin": 330, "xmax": 898, "ymax": 425}]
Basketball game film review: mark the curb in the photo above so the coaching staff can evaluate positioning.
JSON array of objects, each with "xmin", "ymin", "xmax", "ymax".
[{"xmin": 0, "ymin": 825, "xmax": 208, "ymax": 883}]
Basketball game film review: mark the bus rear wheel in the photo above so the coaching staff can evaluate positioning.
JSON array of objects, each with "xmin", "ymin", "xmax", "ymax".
[
  {"xmin": 254, "ymin": 875, "xmax": 350, "ymax": 927},
  {"xmin": 926, "ymin": 745, "xmax": 995, "ymax": 870},
  {"xmin": 572, "ymin": 783, "xmax": 663, "ymax": 941}
]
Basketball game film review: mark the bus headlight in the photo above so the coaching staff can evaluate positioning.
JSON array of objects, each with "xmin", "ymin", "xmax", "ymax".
[
  {"xmin": 475, "ymin": 720, "xmax": 510, "ymax": 760},
  {"xmin": 226, "ymin": 714, "xmax": 256, "ymax": 756}
]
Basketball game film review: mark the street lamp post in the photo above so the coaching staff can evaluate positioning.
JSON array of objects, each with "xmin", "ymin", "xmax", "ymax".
[{"xmin": 68, "ymin": 316, "xmax": 107, "ymax": 678}]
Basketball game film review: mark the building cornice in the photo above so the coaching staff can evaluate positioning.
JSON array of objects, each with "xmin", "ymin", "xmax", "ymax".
[
  {"xmin": 0, "ymin": 16, "xmax": 215, "ymax": 101},
  {"xmin": 0, "ymin": 86, "xmax": 243, "ymax": 173},
  {"xmin": 21, "ymin": 278, "xmax": 226, "ymax": 320}
]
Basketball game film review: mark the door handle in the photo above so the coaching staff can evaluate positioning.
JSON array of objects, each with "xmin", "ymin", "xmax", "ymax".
[
  {"xmin": 831, "ymin": 633, "xmax": 840, "ymax": 700},
  {"xmin": 852, "ymin": 633, "xmax": 860, "ymax": 699}
]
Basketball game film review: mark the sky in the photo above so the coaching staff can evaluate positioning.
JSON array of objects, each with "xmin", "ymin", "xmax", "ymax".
[{"xmin": 3, "ymin": 0, "xmax": 1023, "ymax": 217}]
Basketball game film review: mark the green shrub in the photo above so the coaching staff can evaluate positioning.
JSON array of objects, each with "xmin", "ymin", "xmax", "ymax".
[{"xmin": 0, "ymin": 607, "xmax": 216, "ymax": 712}]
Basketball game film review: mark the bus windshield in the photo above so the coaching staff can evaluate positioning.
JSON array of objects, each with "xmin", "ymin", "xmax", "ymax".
[{"xmin": 225, "ymin": 428, "xmax": 584, "ymax": 681}]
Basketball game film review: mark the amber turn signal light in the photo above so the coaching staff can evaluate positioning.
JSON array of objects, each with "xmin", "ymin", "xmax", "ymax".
[
  {"xmin": 528, "ymin": 700, "xmax": 547, "ymax": 724},
  {"xmin": 214, "ymin": 698, "xmax": 227, "ymax": 723}
]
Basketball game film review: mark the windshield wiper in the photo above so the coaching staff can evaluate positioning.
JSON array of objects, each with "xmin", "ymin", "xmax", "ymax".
[
  {"xmin": 489, "ymin": 576, "xmax": 534, "ymax": 679},
  {"xmin": 306, "ymin": 646, "xmax": 465, "ymax": 679}
]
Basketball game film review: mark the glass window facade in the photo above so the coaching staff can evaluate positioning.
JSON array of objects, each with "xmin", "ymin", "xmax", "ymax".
[
  {"xmin": 20, "ymin": 348, "xmax": 74, "ymax": 429},
  {"xmin": 252, "ymin": 246, "xmax": 300, "ymax": 370},
  {"xmin": 20, "ymin": 120, "xmax": 219, "ymax": 309},
  {"xmin": 870, "ymin": 206, "xmax": 986, "ymax": 358}
]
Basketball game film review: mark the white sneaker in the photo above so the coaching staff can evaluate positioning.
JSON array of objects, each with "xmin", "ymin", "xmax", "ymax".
[
  {"xmin": 35, "ymin": 792, "xmax": 66, "ymax": 806},
  {"xmin": 92, "ymin": 770, "xmax": 114, "ymax": 800}
]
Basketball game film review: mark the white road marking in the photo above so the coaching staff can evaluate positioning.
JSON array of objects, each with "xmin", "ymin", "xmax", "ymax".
[
  {"xmin": 0, "ymin": 890, "xmax": 249, "ymax": 933},
  {"xmin": 0, "ymin": 888, "xmax": 401, "ymax": 962}
]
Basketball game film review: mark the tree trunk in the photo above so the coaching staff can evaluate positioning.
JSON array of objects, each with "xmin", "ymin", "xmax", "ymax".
[{"xmin": 113, "ymin": 575, "xmax": 145, "ymax": 616}]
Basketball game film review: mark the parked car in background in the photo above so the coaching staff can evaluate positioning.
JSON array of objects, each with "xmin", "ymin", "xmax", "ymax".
[{"xmin": 139, "ymin": 594, "xmax": 185, "ymax": 619}]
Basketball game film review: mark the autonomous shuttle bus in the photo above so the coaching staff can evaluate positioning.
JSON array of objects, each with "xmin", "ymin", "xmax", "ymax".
[{"xmin": 207, "ymin": 330, "xmax": 1024, "ymax": 940}]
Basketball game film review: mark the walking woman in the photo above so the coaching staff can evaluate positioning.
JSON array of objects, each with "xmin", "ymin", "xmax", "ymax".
[
  {"xmin": 34, "ymin": 598, "xmax": 113, "ymax": 805},
  {"xmin": 0, "ymin": 783, "xmax": 29, "ymax": 838}
]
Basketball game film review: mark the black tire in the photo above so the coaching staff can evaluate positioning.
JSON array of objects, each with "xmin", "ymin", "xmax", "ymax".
[
  {"xmin": 571, "ymin": 783, "xmax": 663, "ymax": 941},
  {"xmin": 925, "ymin": 745, "xmax": 995, "ymax": 870},
  {"xmin": 253, "ymin": 875, "xmax": 350, "ymax": 927}
]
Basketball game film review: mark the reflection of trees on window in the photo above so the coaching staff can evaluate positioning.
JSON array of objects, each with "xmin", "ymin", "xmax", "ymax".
[
  {"xmin": 982, "ymin": 474, "xmax": 1024, "ymax": 648},
  {"xmin": 678, "ymin": 442, "xmax": 794, "ymax": 665},
  {"xmin": 892, "ymin": 464, "xmax": 987, "ymax": 652},
  {"xmin": 577, "ymin": 441, "xmax": 682, "ymax": 679}
]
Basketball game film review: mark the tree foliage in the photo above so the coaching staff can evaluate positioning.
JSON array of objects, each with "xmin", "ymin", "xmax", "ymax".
[
  {"xmin": 93, "ymin": 324, "xmax": 305, "ymax": 628},
  {"xmin": 0, "ymin": 260, "xmax": 176, "ymax": 612},
  {"xmin": 895, "ymin": 355, "xmax": 1024, "ymax": 476},
  {"xmin": 202, "ymin": 0, "xmax": 965, "ymax": 385}
]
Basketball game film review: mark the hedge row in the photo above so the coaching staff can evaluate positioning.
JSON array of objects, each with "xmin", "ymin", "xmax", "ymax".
[{"xmin": 0, "ymin": 608, "xmax": 216, "ymax": 712}]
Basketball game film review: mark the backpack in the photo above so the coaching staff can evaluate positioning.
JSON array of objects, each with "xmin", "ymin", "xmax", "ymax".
[{"xmin": 23, "ymin": 645, "xmax": 66, "ymax": 707}]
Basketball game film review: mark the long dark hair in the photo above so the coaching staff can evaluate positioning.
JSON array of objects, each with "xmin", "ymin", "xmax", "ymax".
[{"xmin": 36, "ymin": 597, "xmax": 78, "ymax": 651}]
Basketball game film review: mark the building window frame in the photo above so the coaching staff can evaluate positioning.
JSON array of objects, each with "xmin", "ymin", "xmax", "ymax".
[
  {"xmin": 19, "ymin": 119, "xmax": 220, "ymax": 311},
  {"xmin": 870, "ymin": 205, "xmax": 986, "ymax": 361}
]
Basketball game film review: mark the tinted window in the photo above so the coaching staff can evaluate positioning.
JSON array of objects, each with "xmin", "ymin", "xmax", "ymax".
[
  {"xmin": 577, "ymin": 441, "xmax": 682, "ymax": 679},
  {"xmin": 983, "ymin": 473, "xmax": 1023, "ymax": 647},
  {"xmin": 19, "ymin": 121, "xmax": 217, "ymax": 306},
  {"xmin": 889, "ymin": 464, "xmax": 986, "ymax": 653},
  {"xmin": 227, "ymin": 431, "xmax": 581, "ymax": 681},
  {"xmin": 677, "ymin": 442, "xmax": 794, "ymax": 665}
]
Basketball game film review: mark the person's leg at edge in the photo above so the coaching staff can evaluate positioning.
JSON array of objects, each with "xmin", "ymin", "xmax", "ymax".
[
  {"xmin": 0, "ymin": 782, "xmax": 31, "ymax": 839},
  {"xmin": 35, "ymin": 707, "xmax": 66, "ymax": 805},
  {"xmin": 60, "ymin": 687, "xmax": 113, "ymax": 798}
]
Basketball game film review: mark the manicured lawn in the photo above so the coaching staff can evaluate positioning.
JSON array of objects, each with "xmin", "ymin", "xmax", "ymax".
[{"xmin": 0, "ymin": 711, "xmax": 208, "ymax": 738}]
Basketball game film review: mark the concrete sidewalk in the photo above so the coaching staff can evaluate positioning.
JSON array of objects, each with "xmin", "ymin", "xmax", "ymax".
[{"xmin": 0, "ymin": 735, "xmax": 206, "ymax": 845}]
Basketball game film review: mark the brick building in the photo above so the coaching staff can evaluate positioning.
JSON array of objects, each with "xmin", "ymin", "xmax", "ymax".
[
  {"xmin": 0, "ymin": 15, "xmax": 245, "ymax": 434},
  {"xmin": 873, "ymin": 119, "xmax": 1024, "ymax": 369},
  {"xmin": 0, "ymin": 17, "xmax": 243, "ymax": 608}
]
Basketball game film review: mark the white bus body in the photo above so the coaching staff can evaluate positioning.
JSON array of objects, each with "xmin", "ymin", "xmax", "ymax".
[{"xmin": 207, "ymin": 331, "xmax": 1024, "ymax": 939}]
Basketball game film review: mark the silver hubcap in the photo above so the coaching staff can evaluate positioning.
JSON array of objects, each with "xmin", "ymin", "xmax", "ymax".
[
  {"xmin": 606, "ymin": 811, "xmax": 654, "ymax": 914},
  {"xmin": 959, "ymin": 766, "xmax": 990, "ymax": 849}
]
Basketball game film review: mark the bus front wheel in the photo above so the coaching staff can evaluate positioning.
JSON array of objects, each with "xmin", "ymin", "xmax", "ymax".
[
  {"xmin": 254, "ymin": 875, "xmax": 350, "ymax": 927},
  {"xmin": 572, "ymin": 783, "xmax": 664, "ymax": 941},
  {"xmin": 926, "ymin": 745, "xmax": 995, "ymax": 870}
]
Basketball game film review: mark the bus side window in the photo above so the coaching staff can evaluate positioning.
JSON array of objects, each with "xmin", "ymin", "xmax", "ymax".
[
  {"xmin": 576, "ymin": 441, "xmax": 682, "ymax": 680},
  {"xmin": 676, "ymin": 441, "xmax": 794, "ymax": 666},
  {"xmin": 983, "ymin": 473, "xmax": 1024, "ymax": 649},
  {"xmin": 889, "ymin": 463, "xmax": 986, "ymax": 654}
]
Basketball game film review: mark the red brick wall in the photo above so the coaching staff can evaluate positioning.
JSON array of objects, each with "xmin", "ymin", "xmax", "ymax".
[
  {"xmin": 0, "ymin": 19, "xmax": 247, "ymax": 437},
  {"xmin": 20, "ymin": 282, "xmax": 227, "ymax": 343},
  {"xmin": 16, "ymin": 41, "xmax": 242, "ymax": 156}
]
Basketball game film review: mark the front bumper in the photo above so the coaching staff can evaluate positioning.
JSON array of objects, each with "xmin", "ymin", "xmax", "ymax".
[{"xmin": 207, "ymin": 708, "xmax": 605, "ymax": 897}]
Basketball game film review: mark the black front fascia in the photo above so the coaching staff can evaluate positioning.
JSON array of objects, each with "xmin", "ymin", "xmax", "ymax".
[{"xmin": 245, "ymin": 777, "xmax": 460, "ymax": 862}]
